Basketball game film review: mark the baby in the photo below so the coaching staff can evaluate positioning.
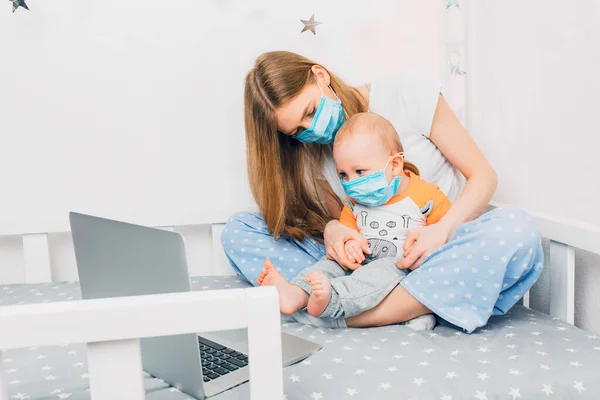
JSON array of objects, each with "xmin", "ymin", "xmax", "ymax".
[{"xmin": 258, "ymin": 112, "xmax": 451, "ymax": 328}]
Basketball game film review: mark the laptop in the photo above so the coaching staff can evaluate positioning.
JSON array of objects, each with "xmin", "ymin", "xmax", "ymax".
[{"xmin": 69, "ymin": 212, "xmax": 321, "ymax": 399}]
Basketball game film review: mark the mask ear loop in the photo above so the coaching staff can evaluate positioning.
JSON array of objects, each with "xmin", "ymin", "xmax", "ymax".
[
  {"xmin": 384, "ymin": 152, "xmax": 405, "ymax": 169},
  {"xmin": 316, "ymin": 80, "xmax": 325, "ymax": 96},
  {"xmin": 384, "ymin": 152, "xmax": 406, "ymax": 183},
  {"xmin": 316, "ymin": 78, "xmax": 341, "ymax": 102}
]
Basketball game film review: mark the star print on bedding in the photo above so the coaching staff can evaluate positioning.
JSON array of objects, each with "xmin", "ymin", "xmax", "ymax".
[{"xmin": 3, "ymin": 277, "xmax": 600, "ymax": 399}]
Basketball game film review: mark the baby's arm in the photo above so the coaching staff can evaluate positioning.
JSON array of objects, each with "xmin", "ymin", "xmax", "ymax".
[
  {"xmin": 344, "ymin": 239, "xmax": 365, "ymax": 269},
  {"xmin": 339, "ymin": 200, "xmax": 366, "ymax": 268}
]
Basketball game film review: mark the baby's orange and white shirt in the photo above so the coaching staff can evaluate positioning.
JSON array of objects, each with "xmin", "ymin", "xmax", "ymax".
[{"xmin": 339, "ymin": 172, "xmax": 452, "ymax": 260}]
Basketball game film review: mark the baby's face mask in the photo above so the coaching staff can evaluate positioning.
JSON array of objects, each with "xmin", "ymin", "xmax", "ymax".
[{"xmin": 340, "ymin": 152, "xmax": 405, "ymax": 207}]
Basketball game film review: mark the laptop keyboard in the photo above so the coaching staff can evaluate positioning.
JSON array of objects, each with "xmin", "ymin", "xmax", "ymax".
[{"xmin": 198, "ymin": 336, "xmax": 248, "ymax": 382}]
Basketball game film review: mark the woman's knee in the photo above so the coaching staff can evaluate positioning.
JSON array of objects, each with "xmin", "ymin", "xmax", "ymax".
[
  {"xmin": 222, "ymin": 211, "xmax": 265, "ymax": 252},
  {"xmin": 486, "ymin": 206, "xmax": 542, "ymax": 245}
]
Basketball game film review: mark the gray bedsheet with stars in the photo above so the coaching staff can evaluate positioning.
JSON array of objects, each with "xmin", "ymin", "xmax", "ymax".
[{"xmin": 2, "ymin": 276, "xmax": 600, "ymax": 399}]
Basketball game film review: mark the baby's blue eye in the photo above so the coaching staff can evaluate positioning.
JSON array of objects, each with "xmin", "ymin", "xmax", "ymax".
[
  {"xmin": 356, "ymin": 169, "xmax": 366, "ymax": 175},
  {"xmin": 338, "ymin": 172, "xmax": 348, "ymax": 181}
]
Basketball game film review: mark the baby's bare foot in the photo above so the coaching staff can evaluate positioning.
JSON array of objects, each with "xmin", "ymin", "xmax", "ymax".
[
  {"xmin": 257, "ymin": 259, "xmax": 308, "ymax": 315},
  {"xmin": 306, "ymin": 271, "xmax": 333, "ymax": 317}
]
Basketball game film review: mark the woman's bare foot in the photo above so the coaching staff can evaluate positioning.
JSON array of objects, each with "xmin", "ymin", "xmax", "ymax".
[
  {"xmin": 257, "ymin": 259, "xmax": 309, "ymax": 315},
  {"xmin": 306, "ymin": 271, "xmax": 333, "ymax": 317}
]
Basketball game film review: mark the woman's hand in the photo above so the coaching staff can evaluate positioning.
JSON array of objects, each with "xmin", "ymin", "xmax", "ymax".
[
  {"xmin": 396, "ymin": 222, "xmax": 453, "ymax": 271},
  {"xmin": 324, "ymin": 220, "xmax": 371, "ymax": 270}
]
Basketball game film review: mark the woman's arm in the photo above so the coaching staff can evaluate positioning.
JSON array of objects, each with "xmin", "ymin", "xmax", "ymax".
[
  {"xmin": 429, "ymin": 94, "xmax": 498, "ymax": 231},
  {"xmin": 398, "ymin": 95, "xmax": 497, "ymax": 269}
]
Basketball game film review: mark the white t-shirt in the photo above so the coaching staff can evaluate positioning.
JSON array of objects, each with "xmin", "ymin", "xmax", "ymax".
[{"xmin": 322, "ymin": 72, "xmax": 466, "ymax": 203}]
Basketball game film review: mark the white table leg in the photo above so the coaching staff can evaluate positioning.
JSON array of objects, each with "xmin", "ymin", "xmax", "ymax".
[
  {"xmin": 87, "ymin": 339, "xmax": 145, "ymax": 400},
  {"xmin": 246, "ymin": 287, "xmax": 283, "ymax": 400}
]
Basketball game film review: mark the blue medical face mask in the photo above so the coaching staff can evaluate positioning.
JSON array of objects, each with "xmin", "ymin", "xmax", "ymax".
[
  {"xmin": 341, "ymin": 153, "xmax": 404, "ymax": 207},
  {"xmin": 295, "ymin": 83, "xmax": 345, "ymax": 144}
]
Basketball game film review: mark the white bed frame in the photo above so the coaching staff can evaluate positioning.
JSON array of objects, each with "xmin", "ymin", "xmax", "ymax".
[{"xmin": 1, "ymin": 205, "xmax": 599, "ymax": 400}]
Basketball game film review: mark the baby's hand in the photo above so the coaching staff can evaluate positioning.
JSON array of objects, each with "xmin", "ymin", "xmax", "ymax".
[{"xmin": 344, "ymin": 239, "xmax": 365, "ymax": 269}]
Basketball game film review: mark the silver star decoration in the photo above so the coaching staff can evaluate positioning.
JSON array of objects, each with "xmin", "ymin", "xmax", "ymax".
[
  {"xmin": 449, "ymin": 61, "xmax": 467, "ymax": 76},
  {"xmin": 446, "ymin": 40, "xmax": 464, "ymax": 56},
  {"xmin": 300, "ymin": 14, "xmax": 322, "ymax": 35},
  {"xmin": 10, "ymin": 0, "xmax": 29, "ymax": 12}
]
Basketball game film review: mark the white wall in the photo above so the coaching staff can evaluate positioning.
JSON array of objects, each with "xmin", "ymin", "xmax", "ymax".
[
  {"xmin": 0, "ymin": 0, "xmax": 447, "ymax": 236},
  {"xmin": 0, "ymin": 1, "xmax": 455, "ymax": 282},
  {"xmin": 467, "ymin": 1, "xmax": 600, "ymax": 332}
]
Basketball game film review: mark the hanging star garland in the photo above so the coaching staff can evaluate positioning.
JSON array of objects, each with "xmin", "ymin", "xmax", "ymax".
[
  {"xmin": 446, "ymin": 0, "xmax": 460, "ymax": 10},
  {"xmin": 446, "ymin": 40, "xmax": 465, "ymax": 57},
  {"xmin": 449, "ymin": 61, "xmax": 466, "ymax": 76},
  {"xmin": 10, "ymin": 0, "xmax": 29, "ymax": 12},
  {"xmin": 300, "ymin": 14, "xmax": 321, "ymax": 35}
]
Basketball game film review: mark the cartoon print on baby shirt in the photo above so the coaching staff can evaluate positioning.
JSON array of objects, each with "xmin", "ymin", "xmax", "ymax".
[
  {"xmin": 420, "ymin": 200, "xmax": 433, "ymax": 217},
  {"xmin": 364, "ymin": 238, "xmax": 398, "ymax": 264},
  {"xmin": 400, "ymin": 215, "xmax": 411, "ymax": 229},
  {"xmin": 359, "ymin": 211, "xmax": 368, "ymax": 226},
  {"xmin": 347, "ymin": 196, "xmax": 440, "ymax": 263}
]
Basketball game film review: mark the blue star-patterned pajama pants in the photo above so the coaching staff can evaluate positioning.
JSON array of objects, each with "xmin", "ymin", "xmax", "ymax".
[{"xmin": 222, "ymin": 207, "xmax": 544, "ymax": 333}]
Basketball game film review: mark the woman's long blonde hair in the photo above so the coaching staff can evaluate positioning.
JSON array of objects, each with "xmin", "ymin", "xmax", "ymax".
[{"xmin": 244, "ymin": 51, "xmax": 366, "ymax": 242}]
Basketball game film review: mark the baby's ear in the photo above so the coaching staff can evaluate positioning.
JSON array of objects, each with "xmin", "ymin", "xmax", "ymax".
[{"xmin": 391, "ymin": 154, "xmax": 405, "ymax": 175}]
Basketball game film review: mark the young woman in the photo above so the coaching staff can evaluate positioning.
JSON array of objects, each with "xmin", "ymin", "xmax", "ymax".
[{"xmin": 222, "ymin": 51, "xmax": 543, "ymax": 332}]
